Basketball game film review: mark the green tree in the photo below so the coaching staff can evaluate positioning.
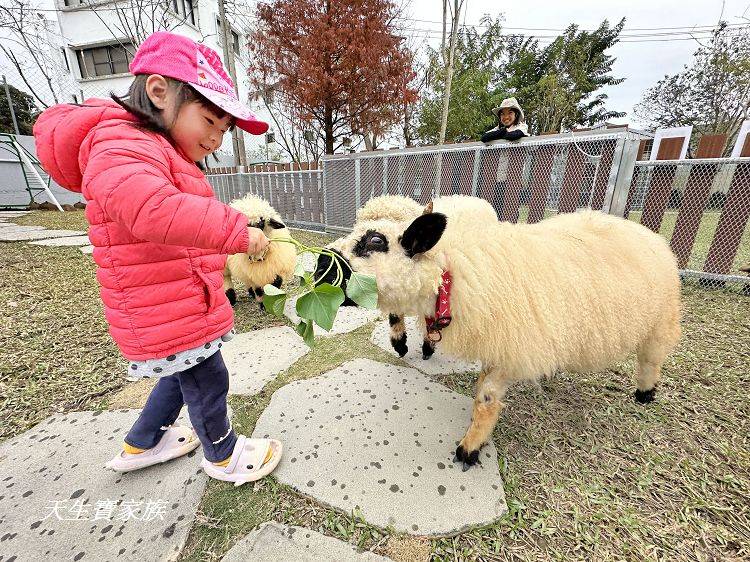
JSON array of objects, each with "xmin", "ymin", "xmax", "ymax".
[
  {"xmin": 0, "ymin": 84, "xmax": 37, "ymax": 135},
  {"xmin": 416, "ymin": 16, "xmax": 506, "ymax": 144},
  {"xmin": 634, "ymin": 23, "xmax": 750, "ymax": 154},
  {"xmin": 416, "ymin": 17, "xmax": 626, "ymax": 142}
]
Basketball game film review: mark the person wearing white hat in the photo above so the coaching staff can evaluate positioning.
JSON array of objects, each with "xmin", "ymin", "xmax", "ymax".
[{"xmin": 481, "ymin": 97, "xmax": 529, "ymax": 143}]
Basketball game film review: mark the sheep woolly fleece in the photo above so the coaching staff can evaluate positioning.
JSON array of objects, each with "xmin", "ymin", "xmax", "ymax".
[
  {"xmin": 344, "ymin": 208, "xmax": 681, "ymax": 383},
  {"xmin": 223, "ymin": 194, "xmax": 296, "ymax": 290}
]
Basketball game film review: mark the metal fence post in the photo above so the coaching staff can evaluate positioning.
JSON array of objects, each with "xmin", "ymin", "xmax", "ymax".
[
  {"xmin": 354, "ymin": 157, "xmax": 361, "ymax": 210},
  {"xmin": 321, "ymin": 159, "xmax": 328, "ymax": 229},
  {"xmin": 470, "ymin": 147, "xmax": 481, "ymax": 196},
  {"xmin": 602, "ymin": 135, "xmax": 640, "ymax": 217}
]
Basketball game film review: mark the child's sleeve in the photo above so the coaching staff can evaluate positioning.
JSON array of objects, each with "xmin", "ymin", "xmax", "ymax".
[{"xmin": 82, "ymin": 130, "xmax": 249, "ymax": 255}]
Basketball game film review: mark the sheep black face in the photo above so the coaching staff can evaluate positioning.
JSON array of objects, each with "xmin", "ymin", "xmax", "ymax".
[
  {"xmin": 338, "ymin": 213, "xmax": 448, "ymax": 319},
  {"xmin": 314, "ymin": 249, "xmax": 356, "ymax": 306}
]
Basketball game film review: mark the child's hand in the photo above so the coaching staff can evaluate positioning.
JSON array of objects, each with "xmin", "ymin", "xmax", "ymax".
[{"xmin": 247, "ymin": 227, "xmax": 270, "ymax": 255}]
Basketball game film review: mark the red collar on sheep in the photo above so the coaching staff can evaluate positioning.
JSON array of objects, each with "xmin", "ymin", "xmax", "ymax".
[{"xmin": 425, "ymin": 270, "xmax": 452, "ymax": 342}]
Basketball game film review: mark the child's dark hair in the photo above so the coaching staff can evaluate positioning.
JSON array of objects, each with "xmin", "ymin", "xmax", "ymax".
[{"xmin": 112, "ymin": 75, "xmax": 233, "ymax": 137}]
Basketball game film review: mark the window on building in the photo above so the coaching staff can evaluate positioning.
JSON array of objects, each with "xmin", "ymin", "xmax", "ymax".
[
  {"xmin": 171, "ymin": 0, "xmax": 197, "ymax": 26},
  {"xmin": 61, "ymin": 48, "xmax": 70, "ymax": 72},
  {"xmin": 215, "ymin": 17, "xmax": 242, "ymax": 56},
  {"xmin": 75, "ymin": 43, "xmax": 134, "ymax": 79},
  {"xmin": 63, "ymin": 0, "xmax": 87, "ymax": 6}
]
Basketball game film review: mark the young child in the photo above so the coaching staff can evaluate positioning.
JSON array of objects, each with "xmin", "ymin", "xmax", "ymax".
[
  {"xmin": 481, "ymin": 97, "xmax": 529, "ymax": 143},
  {"xmin": 33, "ymin": 31, "xmax": 282, "ymax": 485}
]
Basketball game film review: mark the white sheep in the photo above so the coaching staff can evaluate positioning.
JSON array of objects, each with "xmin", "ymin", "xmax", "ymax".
[
  {"xmin": 223, "ymin": 194, "xmax": 297, "ymax": 308},
  {"xmin": 316, "ymin": 195, "xmax": 499, "ymax": 358},
  {"xmin": 337, "ymin": 203, "xmax": 681, "ymax": 469}
]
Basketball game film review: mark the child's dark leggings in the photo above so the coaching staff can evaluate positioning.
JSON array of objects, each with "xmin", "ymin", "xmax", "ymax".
[{"xmin": 124, "ymin": 351, "xmax": 237, "ymax": 462}]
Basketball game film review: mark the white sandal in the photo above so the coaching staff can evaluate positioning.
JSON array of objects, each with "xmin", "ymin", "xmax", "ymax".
[
  {"xmin": 105, "ymin": 425, "xmax": 200, "ymax": 472},
  {"xmin": 201, "ymin": 435, "xmax": 282, "ymax": 487}
]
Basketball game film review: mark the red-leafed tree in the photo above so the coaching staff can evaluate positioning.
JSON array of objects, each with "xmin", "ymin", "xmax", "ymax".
[{"xmin": 249, "ymin": 0, "xmax": 417, "ymax": 154}]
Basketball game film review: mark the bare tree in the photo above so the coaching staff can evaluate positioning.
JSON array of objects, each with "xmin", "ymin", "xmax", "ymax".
[
  {"xmin": 0, "ymin": 0, "xmax": 68, "ymax": 107},
  {"xmin": 251, "ymin": 83, "xmax": 328, "ymax": 163},
  {"xmin": 438, "ymin": 0, "xmax": 464, "ymax": 145},
  {"xmin": 83, "ymin": 0, "xmax": 209, "ymax": 54}
]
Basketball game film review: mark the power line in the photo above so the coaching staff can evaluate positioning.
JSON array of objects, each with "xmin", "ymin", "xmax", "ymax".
[{"xmin": 395, "ymin": 16, "xmax": 750, "ymax": 33}]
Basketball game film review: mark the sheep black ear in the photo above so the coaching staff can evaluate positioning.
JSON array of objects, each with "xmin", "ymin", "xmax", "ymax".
[
  {"xmin": 400, "ymin": 213, "xmax": 446, "ymax": 258},
  {"xmin": 269, "ymin": 219, "xmax": 286, "ymax": 230}
]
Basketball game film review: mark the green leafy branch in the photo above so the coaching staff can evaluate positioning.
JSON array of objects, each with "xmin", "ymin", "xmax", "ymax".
[{"xmin": 262, "ymin": 237, "xmax": 378, "ymax": 347}]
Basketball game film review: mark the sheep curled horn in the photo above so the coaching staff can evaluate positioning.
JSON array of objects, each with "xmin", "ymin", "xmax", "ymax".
[{"xmin": 323, "ymin": 195, "xmax": 681, "ymax": 471}]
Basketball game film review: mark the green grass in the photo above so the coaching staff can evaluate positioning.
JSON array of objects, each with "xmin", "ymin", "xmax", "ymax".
[{"xmin": 2, "ymin": 210, "xmax": 749, "ymax": 561}]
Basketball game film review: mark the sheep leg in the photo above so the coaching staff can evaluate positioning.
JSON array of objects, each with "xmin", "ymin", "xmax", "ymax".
[
  {"xmin": 634, "ymin": 310, "xmax": 680, "ymax": 404},
  {"xmin": 421, "ymin": 338, "xmax": 435, "ymax": 360},
  {"xmin": 249, "ymin": 286, "xmax": 264, "ymax": 307},
  {"xmin": 388, "ymin": 314, "xmax": 408, "ymax": 357},
  {"xmin": 455, "ymin": 372, "xmax": 508, "ymax": 471},
  {"xmin": 223, "ymin": 268, "xmax": 236, "ymax": 306},
  {"xmin": 271, "ymin": 275, "xmax": 283, "ymax": 289}
]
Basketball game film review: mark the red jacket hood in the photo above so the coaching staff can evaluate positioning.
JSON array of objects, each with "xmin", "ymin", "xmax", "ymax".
[{"xmin": 33, "ymin": 98, "xmax": 138, "ymax": 193}]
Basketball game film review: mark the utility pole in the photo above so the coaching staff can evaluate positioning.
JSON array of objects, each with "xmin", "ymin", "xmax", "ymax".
[{"xmin": 217, "ymin": 0, "xmax": 247, "ymax": 168}]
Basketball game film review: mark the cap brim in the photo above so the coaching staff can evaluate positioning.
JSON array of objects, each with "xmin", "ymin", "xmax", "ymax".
[{"xmin": 191, "ymin": 83, "xmax": 269, "ymax": 135}]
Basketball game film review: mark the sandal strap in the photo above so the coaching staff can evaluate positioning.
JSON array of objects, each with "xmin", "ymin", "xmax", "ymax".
[{"xmin": 224, "ymin": 435, "xmax": 272, "ymax": 474}]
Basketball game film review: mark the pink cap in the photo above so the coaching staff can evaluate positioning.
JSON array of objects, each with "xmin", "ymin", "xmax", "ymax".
[{"xmin": 129, "ymin": 31, "xmax": 268, "ymax": 135}]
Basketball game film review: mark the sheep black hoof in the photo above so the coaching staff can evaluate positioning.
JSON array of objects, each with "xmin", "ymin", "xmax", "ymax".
[
  {"xmin": 634, "ymin": 388, "xmax": 656, "ymax": 404},
  {"xmin": 454, "ymin": 444, "xmax": 479, "ymax": 469},
  {"xmin": 422, "ymin": 340, "xmax": 435, "ymax": 360},
  {"xmin": 226, "ymin": 288, "xmax": 237, "ymax": 306},
  {"xmin": 391, "ymin": 335, "xmax": 408, "ymax": 357}
]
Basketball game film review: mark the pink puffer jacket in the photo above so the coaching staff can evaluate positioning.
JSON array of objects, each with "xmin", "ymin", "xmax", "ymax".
[{"xmin": 33, "ymin": 99, "xmax": 249, "ymax": 360}]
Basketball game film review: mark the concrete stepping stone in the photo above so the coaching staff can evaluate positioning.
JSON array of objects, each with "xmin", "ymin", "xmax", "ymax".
[
  {"xmin": 0, "ymin": 410, "xmax": 208, "ymax": 562},
  {"xmin": 222, "ymin": 521, "xmax": 391, "ymax": 562},
  {"xmin": 80, "ymin": 245, "xmax": 94, "ymax": 254},
  {"xmin": 284, "ymin": 297, "xmax": 380, "ymax": 337},
  {"xmin": 253, "ymin": 358, "xmax": 507, "ymax": 536},
  {"xmin": 0, "ymin": 229, "xmax": 85, "ymax": 242},
  {"xmin": 371, "ymin": 317, "xmax": 480, "ymax": 375},
  {"xmin": 0, "ymin": 211, "xmax": 31, "ymax": 218},
  {"xmin": 30, "ymin": 235, "xmax": 91, "ymax": 247},
  {"xmin": 222, "ymin": 326, "xmax": 310, "ymax": 395},
  {"xmin": 0, "ymin": 224, "xmax": 46, "ymax": 232}
]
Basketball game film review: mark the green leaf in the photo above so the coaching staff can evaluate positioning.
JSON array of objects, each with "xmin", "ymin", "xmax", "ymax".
[
  {"xmin": 296, "ymin": 283, "xmax": 345, "ymax": 332},
  {"xmin": 263, "ymin": 284, "xmax": 285, "ymax": 296},
  {"xmin": 295, "ymin": 318, "xmax": 314, "ymax": 347},
  {"xmin": 262, "ymin": 284, "xmax": 287, "ymax": 317},
  {"xmin": 345, "ymin": 272, "xmax": 378, "ymax": 309},
  {"xmin": 293, "ymin": 260, "xmax": 306, "ymax": 278}
]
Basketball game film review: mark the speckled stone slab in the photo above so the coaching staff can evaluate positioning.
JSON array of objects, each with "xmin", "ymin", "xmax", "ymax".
[
  {"xmin": 253, "ymin": 359, "xmax": 507, "ymax": 536},
  {"xmin": 222, "ymin": 327, "xmax": 310, "ymax": 395},
  {"xmin": 0, "ymin": 410, "xmax": 207, "ymax": 562},
  {"xmin": 0, "ymin": 229, "xmax": 85, "ymax": 241},
  {"xmin": 0, "ymin": 224, "xmax": 46, "ymax": 232},
  {"xmin": 222, "ymin": 522, "xmax": 391, "ymax": 562},
  {"xmin": 371, "ymin": 317, "xmax": 480, "ymax": 376},
  {"xmin": 284, "ymin": 297, "xmax": 380, "ymax": 337},
  {"xmin": 30, "ymin": 235, "xmax": 91, "ymax": 247}
]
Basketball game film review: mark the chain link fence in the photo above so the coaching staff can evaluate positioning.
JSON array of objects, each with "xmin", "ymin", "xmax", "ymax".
[
  {"xmin": 624, "ymin": 158, "xmax": 750, "ymax": 285},
  {"xmin": 321, "ymin": 131, "xmax": 628, "ymax": 232},
  {"xmin": 211, "ymin": 168, "xmax": 325, "ymax": 231},
  {"xmin": 207, "ymin": 131, "xmax": 750, "ymax": 291}
]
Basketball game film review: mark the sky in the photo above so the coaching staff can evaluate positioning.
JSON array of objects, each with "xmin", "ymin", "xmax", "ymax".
[{"xmin": 400, "ymin": 0, "xmax": 750, "ymax": 128}]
